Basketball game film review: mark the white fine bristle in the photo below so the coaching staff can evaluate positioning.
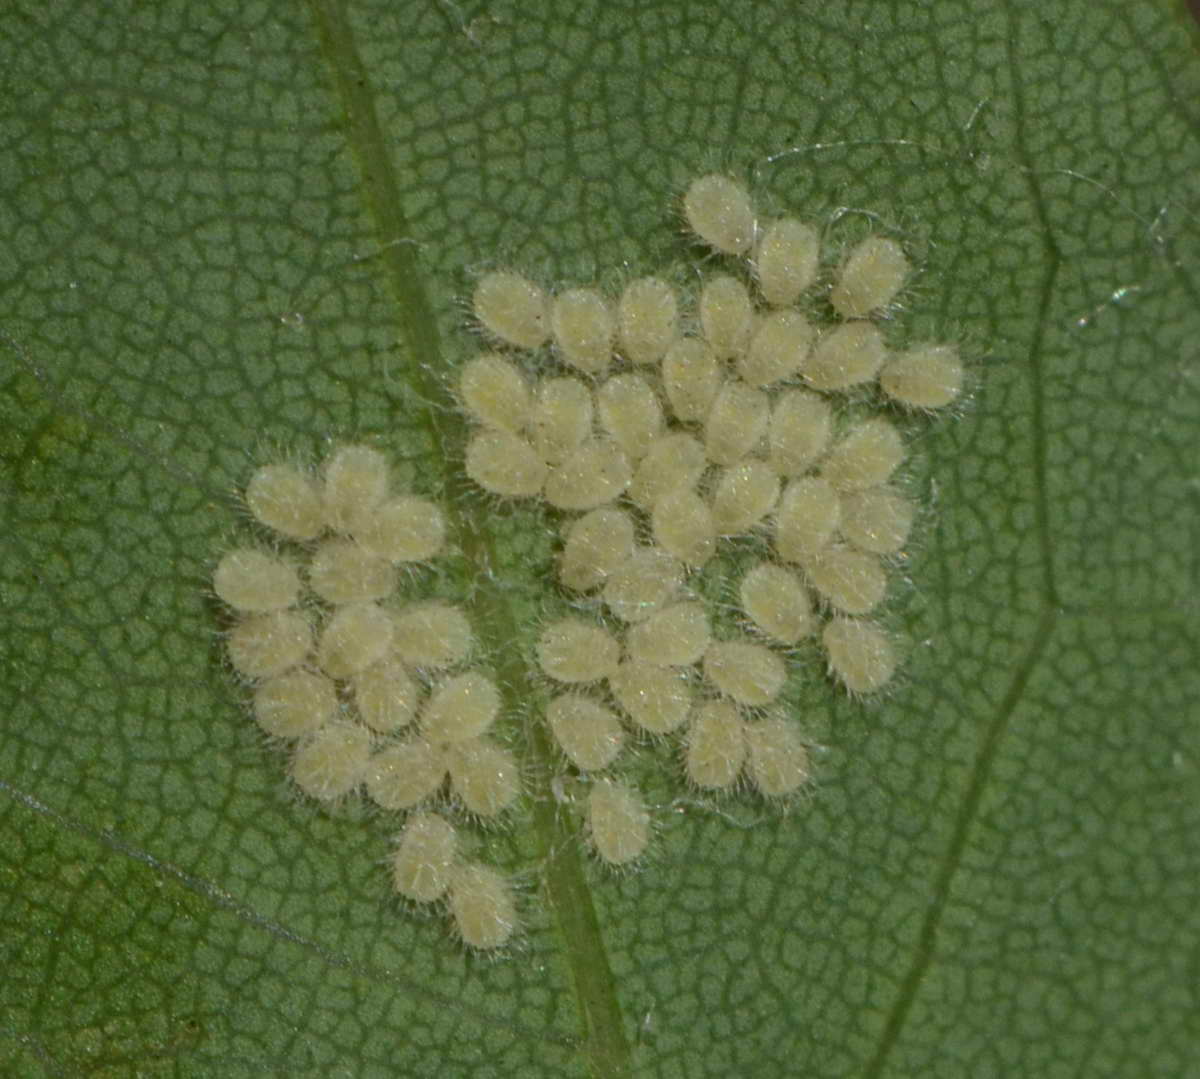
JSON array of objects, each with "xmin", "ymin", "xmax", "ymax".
[
  {"xmin": 739, "ymin": 309, "xmax": 813, "ymax": 388},
  {"xmin": 840, "ymin": 487, "xmax": 915, "ymax": 555},
  {"xmin": 880, "ymin": 344, "xmax": 964, "ymax": 410},
  {"xmin": 530, "ymin": 376, "xmax": 594, "ymax": 465},
  {"xmin": 596, "ymin": 373, "xmax": 664, "ymax": 461},
  {"xmin": 682, "ymin": 174, "xmax": 755, "ymax": 256},
  {"xmin": 768, "ymin": 389, "xmax": 833, "ymax": 476},
  {"xmin": 685, "ymin": 699, "xmax": 747, "ymax": 791},
  {"xmin": 459, "ymin": 353, "xmax": 532, "ymax": 434},
  {"xmin": 364, "ymin": 738, "xmax": 447, "ymax": 811},
  {"xmin": 391, "ymin": 601, "xmax": 473, "ymax": 669},
  {"xmin": 829, "ymin": 235, "xmax": 909, "ymax": 319},
  {"xmin": 617, "ymin": 277, "xmax": 678, "ymax": 366},
  {"xmin": 774, "ymin": 476, "xmax": 841, "ymax": 566},
  {"xmin": 537, "ymin": 618, "xmax": 620, "ymax": 684},
  {"xmin": 253, "ymin": 668, "xmax": 338, "ymax": 739},
  {"xmin": 245, "ymin": 462, "xmax": 324, "ymax": 541},
  {"xmin": 627, "ymin": 431, "xmax": 707, "ymax": 513},
  {"xmin": 820, "ymin": 417, "xmax": 904, "ymax": 492},
  {"xmin": 602, "ymin": 546, "xmax": 684, "ymax": 623},
  {"xmin": 290, "ymin": 723, "xmax": 372, "ymax": 802},
  {"xmin": 662, "ymin": 337, "xmax": 722, "ymax": 424},
  {"xmin": 822, "ymin": 616, "xmax": 897, "ymax": 694},
  {"xmin": 446, "ymin": 738, "xmax": 521, "ymax": 817},
  {"xmin": 803, "ymin": 321, "xmax": 887, "ymax": 392},
  {"xmin": 447, "ymin": 862, "xmax": 518, "ymax": 950},
  {"xmin": 739, "ymin": 563, "xmax": 815, "ymax": 644},
  {"xmin": 308, "ymin": 538, "xmax": 396, "ymax": 605},
  {"xmin": 352, "ymin": 656, "xmax": 421, "ymax": 733},
  {"xmin": 624, "ymin": 601, "xmax": 711, "ymax": 668},
  {"xmin": 744, "ymin": 716, "xmax": 810, "ymax": 798},
  {"xmin": 559, "ymin": 506, "xmax": 636, "ymax": 593},
  {"xmin": 704, "ymin": 380, "xmax": 770, "ymax": 466},
  {"xmin": 805, "ymin": 544, "xmax": 887, "ymax": 615},
  {"xmin": 323, "ymin": 445, "xmax": 390, "ymax": 534},
  {"xmin": 392, "ymin": 811, "xmax": 458, "ymax": 903},
  {"xmin": 609, "ymin": 660, "xmax": 693, "ymax": 734},
  {"xmin": 711, "ymin": 460, "xmax": 780, "ymax": 535},
  {"xmin": 651, "ymin": 487, "xmax": 716, "ymax": 568},
  {"xmin": 542, "ymin": 438, "xmax": 632, "ymax": 512},
  {"xmin": 473, "ymin": 270, "xmax": 550, "ymax": 350},
  {"xmin": 702, "ymin": 640, "xmax": 786, "ymax": 707},
  {"xmin": 545, "ymin": 693, "xmax": 625, "ymax": 771},
  {"xmin": 420, "ymin": 671, "xmax": 501, "ymax": 743},
  {"xmin": 753, "ymin": 217, "xmax": 819, "ymax": 308},
  {"xmin": 465, "ymin": 429, "xmax": 547, "ymax": 498},
  {"xmin": 699, "ymin": 275, "xmax": 754, "ymax": 360},
  {"xmin": 588, "ymin": 778, "xmax": 651, "ymax": 866},
  {"xmin": 551, "ymin": 287, "xmax": 615, "ymax": 376},
  {"xmin": 350, "ymin": 495, "xmax": 445, "ymax": 564},
  {"xmin": 227, "ymin": 610, "xmax": 313, "ymax": 681},
  {"xmin": 214, "ymin": 548, "xmax": 300, "ymax": 613},
  {"xmin": 317, "ymin": 602, "xmax": 395, "ymax": 680}
]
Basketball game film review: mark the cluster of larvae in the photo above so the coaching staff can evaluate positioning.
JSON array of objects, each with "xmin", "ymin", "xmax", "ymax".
[
  {"xmin": 213, "ymin": 447, "xmax": 519, "ymax": 949},
  {"xmin": 462, "ymin": 174, "xmax": 965, "ymax": 866}
]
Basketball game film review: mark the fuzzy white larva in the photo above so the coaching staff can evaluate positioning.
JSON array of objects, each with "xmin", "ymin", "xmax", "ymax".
[
  {"xmin": 392, "ymin": 811, "xmax": 458, "ymax": 903},
  {"xmin": 214, "ymin": 548, "xmax": 300, "ymax": 613},
  {"xmin": 704, "ymin": 380, "xmax": 770, "ymax": 466},
  {"xmin": 753, "ymin": 217, "xmax": 819, "ymax": 307},
  {"xmin": 683, "ymin": 174, "xmax": 756, "ymax": 256},
  {"xmin": 350, "ymin": 496, "xmax": 446, "ymax": 564},
  {"xmin": 364, "ymin": 738, "xmax": 447, "ymax": 811},
  {"xmin": 537, "ymin": 618, "xmax": 620, "ymax": 684},
  {"xmin": 805, "ymin": 544, "xmax": 887, "ymax": 615},
  {"xmin": 308, "ymin": 538, "xmax": 396, "ymax": 605},
  {"xmin": 245, "ymin": 463, "xmax": 324, "ymax": 542},
  {"xmin": 587, "ymin": 778, "xmax": 651, "ymax": 866},
  {"xmin": 699, "ymin": 275, "xmax": 754, "ymax": 360},
  {"xmin": 627, "ymin": 431, "xmax": 707, "ymax": 512},
  {"xmin": 465, "ymin": 429, "xmax": 547, "ymax": 498},
  {"xmin": 822, "ymin": 616, "xmax": 897, "ymax": 693},
  {"xmin": 458, "ymin": 353, "xmax": 532, "ymax": 434},
  {"xmin": 774, "ymin": 476, "xmax": 841, "ymax": 565},
  {"xmin": 446, "ymin": 739, "xmax": 521, "ymax": 817},
  {"xmin": 685, "ymin": 699, "xmax": 747, "ymax": 790},
  {"xmin": 227, "ymin": 610, "xmax": 313, "ymax": 680},
  {"xmin": 253, "ymin": 668, "xmax": 338, "ymax": 739},
  {"xmin": 559, "ymin": 507, "xmax": 635, "ymax": 593},
  {"xmin": 625, "ymin": 601, "xmax": 712, "ymax": 668},
  {"xmin": 820, "ymin": 417, "xmax": 905, "ymax": 492},
  {"xmin": 829, "ymin": 235, "xmax": 909, "ymax": 319},
  {"xmin": 596, "ymin": 373, "xmax": 664, "ymax": 461},
  {"xmin": 317, "ymin": 602, "xmax": 395, "ymax": 679},
  {"xmin": 542, "ymin": 437, "xmax": 632, "ymax": 511},
  {"xmin": 768, "ymin": 389, "xmax": 833, "ymax": 476},
  {"xmin": 290, "ymin": 723, "xmax": 373, "ymax": 802},
  {"xmin": 651, "ymin": 487, "xmax": 716, "ymax": 568},
  {"xmin": 447, "ymin": 862, "xmax": 518, "ymax": 950},
  {"xmin": 551, "ymin": 287, "xmax": 615, "ymax": 376},
  {"xmin": 545, "ymin": 694, "xmax": 625, "ymax": 771},
  {"xmin": 617, "ymin": 276, "xmax": 678, "ymax": 366},
  {"xmin": 702, "ymin": 640, "xmax": 786, "ymax": 707},
  {"xmin": 352, "ymin": 656, "xmax": 421, "ymax": 733},
  {"xmin": 662, "ymin": 337, "xmax": 722, "ymax": 424},
  {"xmin": 391, "ymin": 601, "xmax": 473, "ymax": 669},
  {"xmin": 473, "ymin": 270, "xmax": 550, "ymax": 349},
  {"xmin": 804, "ymin": 321, "xmax": 887, "ymax": 392},
  {"xmin": 711, "ymin": 460, "xmax": 781, "ymax": 535},
  {"xmin": 744, "ymin": 717, "xmax": 810, "ymax": 798},
  {"xmin": 739, "ymin": 563, "xmax": 815, "ymax": 644},
  {"xmin": 609, "ymin": 660, "xmax": 693, "ymax": 734},
  {"xmin": 739, "ymin": 309, "xmax": 814, "ymax": 388},
  {"xmin": 530, "ymin": 376, "xmax": 594, "ymax": 465},
  {"xmin": 421, "ymin": 671, "xmax": 501, "ymax": 743},
  {"xmin": 840, "ymin": 487, "xmax": 915, "ymax": 555},
  {"xmin": 880, "ymin": 344, "xmax": 963, "ymax": 409},
  {"xmin": 602, "ymin": 546, "xmax": 684, "ymax": 623},
  {"xmin": 323, "ymin": 445, "xmax": 390, "ymax": 534}
]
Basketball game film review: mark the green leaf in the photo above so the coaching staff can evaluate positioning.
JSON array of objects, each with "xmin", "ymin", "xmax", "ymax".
[{"xmin": 3, "ymin": 1, "xmax": 1198, "ymax": 1076}]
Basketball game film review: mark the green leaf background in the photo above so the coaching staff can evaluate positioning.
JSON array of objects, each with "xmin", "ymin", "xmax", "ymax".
[{"xmin": 3, "ymin": 1, "xmax": 1199, "ymax": 1076}]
